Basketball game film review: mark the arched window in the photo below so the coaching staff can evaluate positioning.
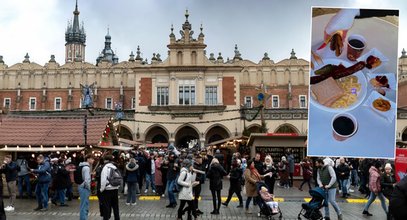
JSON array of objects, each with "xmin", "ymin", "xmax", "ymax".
[
  {"xmin": 177, "ymin": 51, "xmax": 183, "ymax": 65},
  {"xmin": 191, "ymin": 51, "xmax": 197, "ymax": 65}
]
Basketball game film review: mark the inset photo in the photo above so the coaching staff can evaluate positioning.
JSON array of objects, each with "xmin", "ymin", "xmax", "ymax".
[{"xmin": 308, "ymin": 7, "xmax": 399, "ymax": 158}]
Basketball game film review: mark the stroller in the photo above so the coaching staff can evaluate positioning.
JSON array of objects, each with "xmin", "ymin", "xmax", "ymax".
[
  {"xmin": 256, "ymin": 182, "xmax": 283, "ymax": 220},
  {"xmin": 297, "ymin": 187, "xmax": 327, "ymax": 220}
]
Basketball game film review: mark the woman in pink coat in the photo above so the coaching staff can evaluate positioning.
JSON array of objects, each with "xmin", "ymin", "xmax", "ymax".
[
  {"xmin": 155, "ymin": 154, "xmax": 164, "ymax": 196},
  {"xmin": 362, "ymin": 161, "xmax": 388, "ymax": 216}
]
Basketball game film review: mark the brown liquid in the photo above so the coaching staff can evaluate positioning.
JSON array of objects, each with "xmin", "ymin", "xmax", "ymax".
[
  {"xmin": 333, "ymin": 116, "xmax": 355, "ymax": 136},
  {"xmin": 349, "ymin": 39, "xmax": 364, "ymax": 49}
]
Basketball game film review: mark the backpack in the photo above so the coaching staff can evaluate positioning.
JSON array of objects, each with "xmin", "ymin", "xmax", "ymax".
[
  {"xmin": 174, "ymin": 170, "xmax": 188, "ymax": 192},
  {"xmin": 107, "ymin": 166, "xmax": 123, "ymax": 187},
  {"xmin": 74, "ymin": 165, "xmax": 88, "ymax": 185}
]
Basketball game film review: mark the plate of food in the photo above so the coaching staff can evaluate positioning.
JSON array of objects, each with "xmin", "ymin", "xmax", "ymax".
[
  {"xmin": 364, "ymin": 91, "xmax": 395, "ymax": 122},
  {"xmin": 367, "ymin": 73, "xmax": 396, "ymax": 97},
  {"xmin": 310, "ymin": 58, "xmax": 368, "ymax": 113},
  {"xmin": 357, "ymin": 48, "xmax": 388, "ymax": 73}
]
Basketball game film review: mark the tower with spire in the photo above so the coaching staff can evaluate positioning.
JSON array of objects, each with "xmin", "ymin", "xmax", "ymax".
[
  {"xmin": 167, "ymin": 10, "xmax": 207, "ymax": 66},
  {"xmin": 96, "ymin": 28, "xmax": 119, "ymax": 66},
  {"xmin": 65, "ymin": 0, "xmax": 86, "ymax": 63}
]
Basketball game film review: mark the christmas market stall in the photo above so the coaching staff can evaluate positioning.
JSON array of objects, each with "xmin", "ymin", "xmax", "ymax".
[{"xmin": 247, "ymin": 133, "xmax": 307, "ymax": 177}]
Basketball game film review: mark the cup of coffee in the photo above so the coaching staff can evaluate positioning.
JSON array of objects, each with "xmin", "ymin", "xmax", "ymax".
[
  {"xmin": 331, "ymin": 113, "xmax": 358, "ymax": 141},
  {"xmin": 346, "ymin": 34, "xmax": 367, "ymax": 61}
]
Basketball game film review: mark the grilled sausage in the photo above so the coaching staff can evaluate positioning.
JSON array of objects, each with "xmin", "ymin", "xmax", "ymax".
[{"xmin": 310, "ymin": 61, "xmax": 366, "ymax": 84}]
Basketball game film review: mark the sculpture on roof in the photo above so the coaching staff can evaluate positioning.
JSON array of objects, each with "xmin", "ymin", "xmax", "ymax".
[{"xmin": 80, "ymin": 83, "xmax": 95, "ymax": 108}]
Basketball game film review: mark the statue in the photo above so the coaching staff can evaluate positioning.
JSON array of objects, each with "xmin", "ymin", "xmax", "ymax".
[{"xmin": 80, "ymin": 83, "xmax": 95, "ymax": 108}]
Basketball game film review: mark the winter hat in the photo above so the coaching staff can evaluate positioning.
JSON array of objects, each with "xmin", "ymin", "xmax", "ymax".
[
  {"xmin": 182, "ymin": 159, "xmax": 192, "ymax": 168},
  {"xmin": 215, "ymin": 149, "xmax": 220, "ymax": 154},
  {"xmin": 385, "ymin": 163, "xmax": 392, "ymax": 170}
]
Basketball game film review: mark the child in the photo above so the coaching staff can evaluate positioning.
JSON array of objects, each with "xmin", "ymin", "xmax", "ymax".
[{"xmin": 259, "ymin": 186, "xmax": 279, "ymax": 213}]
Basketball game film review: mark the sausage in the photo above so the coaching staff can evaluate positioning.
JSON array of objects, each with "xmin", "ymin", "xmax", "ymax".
[{"xmin": 310, "ymin": 61, "xmax": 366, "ymax": 84}]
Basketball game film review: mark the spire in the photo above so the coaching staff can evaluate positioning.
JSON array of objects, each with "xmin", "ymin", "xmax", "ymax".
[
  {"xmin": 262, "ymin": 52, "xmax": 270, "ymax": 60},
  {"xmin": 182, "ymin": 9, "xmax": 191, "ymax": 31},
  {"xmin": 290, "ymin": 49, "xmax": 297, "ymax": 59},
  {"xmin": 169, "ymin": 24, "xmax": 175, "ymax": 38},
  {"xmin": 199, "ymin": 23, "xmax": 204, "ymax": 38},
  {"xmin": 129, "ymin": 51, "xmax": 135, "ymax": 62},
  {"xmin": 73, "ymin": 0, "xmax": 80, "ymax": 33},
  {"xmin": 65, "ymin": 0, "xmax": 86, "ymax": 63},
  {"xmin": 209, "ymin": 53, "xmax": 215, "ymax": 61},
  {"xmin": 401, "ymin": 48, "xmax": 407, "ymax": 58},
  {"xmin": 49, "ymin": 55, "xmax": 56, "ymax": 62},
  {"xmin": 233, "ymin": 44, "xmax": 242, "ymax": 60},
  {"xmin": 135, "ymin": 46, "xmax": 142, "ymax": 61},
  {"xmin": 0, "ymin": 56, "xmax": 4, "ymax": 64},
  {"xmin": 23, "ymin": 53, "xmax": 30, "ymax": 63}
]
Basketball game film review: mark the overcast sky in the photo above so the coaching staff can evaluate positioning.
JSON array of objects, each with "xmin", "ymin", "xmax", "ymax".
[{"xmin": 0, "ymin": 0, "xmax": 405, "ymax": 65}]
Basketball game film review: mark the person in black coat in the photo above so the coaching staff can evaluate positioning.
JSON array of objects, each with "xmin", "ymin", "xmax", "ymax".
[
  {"xmin": 52, "ymin": 159, "xmax": 70, "ymax": 206},
  {"xmin": 389, "ymin": 174, "xmax": 407, "ymax": 220},
  {"xmin": 214, "ymin": 150, "xmax": 224, "ymax": 168},
  {"xmin": 336, "ymin": 157, "xmax": 351, "ymax": 198},
  {"xmin": 263, "ymin": 155, "xmax": 278, "ymax": 194},
  {"xmin": 222, "ymin": 159, "xmax": 243, "ymax": 208},
  {"xmin": 207, "ymin": 158, "xmax": 227, "ymax": 215}
]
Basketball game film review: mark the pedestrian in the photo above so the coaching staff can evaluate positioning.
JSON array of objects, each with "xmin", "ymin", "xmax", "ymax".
[
  {"xmin": 31, "ymin": 154, "xmax": 52, "ymax": 211},
  {"xmin": 316, "ymin": 158, "xmax": 343, "ymax": 220},
  {"xmin": 100, "ymin": 154, "xmax": 121, "ymax": 220},
  {"xmin": 287, "ymin": 150, "xmax": 295, "ymax": 187},
  {"xmin": 389, "ymin": 174, "xmax": 407, "ymax": 220},
  {"xmin": 192, "ymin": 154, "xmax": 206, "ymax": 215},
  {"xmin": 95, "ymin": 158, "xmax": 105, "ymax": 218},
  {"xmin": 336, "ymin": 157, "xmax": 351, "ymax": 198},
  {"xmin": 359, "ymin": 158, "xmax": 372, "ymax": 196},
  {"xmin": 177, "ymin": 159, "xmax": 199, "ymax": 220},
  {"xmin": 244, "ymin": 160, "xmax": 272, "ymax": 214},
  {"xmin": 52, "ymin": 158, "xmax": 70, "ymax": 206},
  {"xmin": 135, "ymin": 149, "xmax": 146, "ymax": 194},
  {"xmin": 16, "ymin": 155, "xmax": 32, "ymax": 199},
  {"xmin": 222, "ymin": 159, "xmax": 243, "ymax": 208},
  {"xmin": 125, "ymin": 158, "xmax": 139, "ymax": 206},
  {"xmin": 214, "ymin": 149, "xmax": 224, "ymax": 168},
  {"xmin": 254, "ymin": 153, "xmax": 264, "ymax": 175},
  {"xmin": 348, "ymin": 158, "xmax": 359, "ymax": 193},
  {"xmin": 0, "ymin": 172, "xmax": 6, "ymax": 220},
  {"xmin": 78, "ymin": 154, "xmax": 94, "ymax": 220},
  {"xmin": 278, "ymin": 156, "xmax": 289, "ymax": 188},
  {"xmin": 362, "ymin": 161, "xmax": 388, "ymax": 216},
  {"xmin": 299, "ymin": 157, "xmax": 312, "ymax": 191},
  {"xmin": 207, "ymin": 158, "xmax": 227, "ymax": 215},
  {"xmin": 264, "ymin": 155, "xmax": 278, "ymax": 194},
  {"xmin": 155, "ymin": 154, "xmax": 164, "ymax": 196},
  {"xmin": 64, "ymin": 158, "xmax": 75, "ymax": 201},
  {"xmin": 381, "ymin": 163, "xmax": 396, "ymax": 199},
  {"xmin": 0, "ymin": 155, "xmax": 18, "ymax": 211},
  {"xmin": 165, "ymin": 152, "xmax": 179, "ymax": 208},
  {"xmin": 145, "ymin": 152, "xmax": 156, "ymax": 194}
]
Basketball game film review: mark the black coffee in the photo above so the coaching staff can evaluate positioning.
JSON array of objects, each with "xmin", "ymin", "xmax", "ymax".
[
  {"xmin": 333, "ymin": 116, "xmax": 355, "ymax": 136},
  {"xmin": 349, "ymin": 39, "xmax": 364, "ymax": 49}
]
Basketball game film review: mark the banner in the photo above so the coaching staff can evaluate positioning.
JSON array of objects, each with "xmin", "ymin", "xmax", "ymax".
[{"xmin": 395, "ymin": 148, "xmax": 407, "ymax": 181}]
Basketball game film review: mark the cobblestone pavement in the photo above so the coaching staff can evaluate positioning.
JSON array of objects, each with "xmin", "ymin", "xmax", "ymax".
[{"xmin": 5, "ymin": 181, "xmax": 388, "ymax": 220}]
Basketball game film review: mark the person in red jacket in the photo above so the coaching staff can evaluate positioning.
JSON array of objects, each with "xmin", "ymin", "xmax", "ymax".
[{"xmin": 362, "ymin": 161, "xmax": 388, "ymax": 216}]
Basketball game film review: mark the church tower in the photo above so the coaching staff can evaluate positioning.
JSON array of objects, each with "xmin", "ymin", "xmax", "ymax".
[{"xmin": 65, "ymin": 0, "xmax": 86, "ymax": 63}]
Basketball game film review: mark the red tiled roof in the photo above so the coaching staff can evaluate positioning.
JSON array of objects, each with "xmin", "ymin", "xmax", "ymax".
[{"xmin": 0, "ymin": 116, "xmax": 111, "ymax": 147}]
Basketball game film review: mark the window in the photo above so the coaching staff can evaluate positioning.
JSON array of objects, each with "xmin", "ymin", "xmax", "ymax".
[
  {"xmin": 178, "ymin": 80, "xmax": 195, "ymax": 105},
  {"xmin": 105, "ymin": 98, "xmax": 113, "ymax": 109},
  {"xmin": 244, "ymin": 96, "xmax": 252, "ymax": 108},
  {"xmin": 54, "ymin": 97, "xmax": 62, "ymax": 110},
  {"xmin": 3, "ymin": 98, "xmax": 10, "ymax": 109},
  {"xmin": 29, "ymin": 97, "xmax": 36, "ymax": 110},
  {"xmin": 157, "ymin": 87, "xmax": 169, "ymax": 106},
  {"xmin": 272, "ymin": 95, "xmax": 279, "ymax": 108},
  {"xmin": 299, "ymin": 95, "xmax": 307, "ymax": 108},
  {"xmin": 205, "ymin": 86, "xmax": 218, "ymax": 105},
  {"xmin": 131, "ymin": 97, "xmax": 136, "ymax": 109}
]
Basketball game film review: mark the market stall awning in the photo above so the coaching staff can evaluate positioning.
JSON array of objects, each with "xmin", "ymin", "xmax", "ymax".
[
  {"xmin": 95, "ymin": 145, "xmax": 133, "ymax": 151},
  {"xmin": 207, "ymin": 135, "xmax": 248, "ymax": 147},
  {"xmin": 0, "ymin": 146, "xmax": 85, "ymax": 152},
  {"xmin": 118, "ymin": 138, "xmax": 143, "ymax": 146},
  {"xmin": 0, "ymin": 115, "xmax": 113, "ymax": 149},
  {"xmin": 146, "ymin": 143, "xmax": 168, "ymax": 148}
]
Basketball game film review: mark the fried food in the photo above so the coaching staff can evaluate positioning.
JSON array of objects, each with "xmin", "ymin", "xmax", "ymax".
[
  {"xmin": 311, "ymin": 61, "xmax": 365, "ymax": 84},
  {"xmin": 373, "ymin": 98, "xmax": 391, "ymax": 112},
  {"xmin": 330, "ymin": 33, "xmax": 343, "ymax": 57},
  {"xmin": 366, "ymin": 55, "xmax": 382, "ymax": 69},
  {"xmin": 331, "ymin": 76, "xmax": 361, "ymax": 108},
  {"xmin": 370, "ymin": 76, "xmax": 389, "ymax": 88}
]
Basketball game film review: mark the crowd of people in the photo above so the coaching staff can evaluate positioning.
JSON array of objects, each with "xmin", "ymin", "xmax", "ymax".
[{"xmin": 0, "ymin": 146, "xmax": 406, "ymax": 220}]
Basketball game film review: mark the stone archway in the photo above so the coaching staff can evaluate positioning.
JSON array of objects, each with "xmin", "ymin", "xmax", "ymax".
[
  {"xmin": 205, "ymin": 125, "xmax": 231, "ymax": 144},
  {"xmin": 145, "ymin": 125, "xmax": 169, "ymax": 144},
  {"xmin": 175, "ymin": 125, "xmax": 200, "ymax": 149},
  {"xmin": 247, "ymin": 124, "xmax": 261, "ymax": 133},
  {"xmin": 275, "ymin": 123, "xmax": 300, "ymax": 134},
  {"xmin": 117, "ymin": 125, "xmax": 133, "ymax": 140}
]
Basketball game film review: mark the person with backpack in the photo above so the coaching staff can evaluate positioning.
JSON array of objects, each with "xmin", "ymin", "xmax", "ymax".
[
  {"xmin": 51, "ymin": 158, "xmax": 70, "ymax": 207},
  {"xmin": 76, "ymin": 154, "xmax": 94, "ymax": 220},
  {"xmin": 177, "ymin": 159, "xmax": 199, "ymax": 220},
  {"xmin": 0, "ymin": 155, "xmax": 19, "ymax": 212},
  {"xmin": 100, "ymin": 154, "xmax": 122, "ymax": 220},
  {"xmin": 125, "ymin": 157, "xmax": 139, "ymax": 206},
  {"xmin": 31, "ymin": 154, "xmax": 51, "ymax": 211},
  {"xmin": 16, "ymin": 155, "xmax": 32, "ymax": 199}
]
